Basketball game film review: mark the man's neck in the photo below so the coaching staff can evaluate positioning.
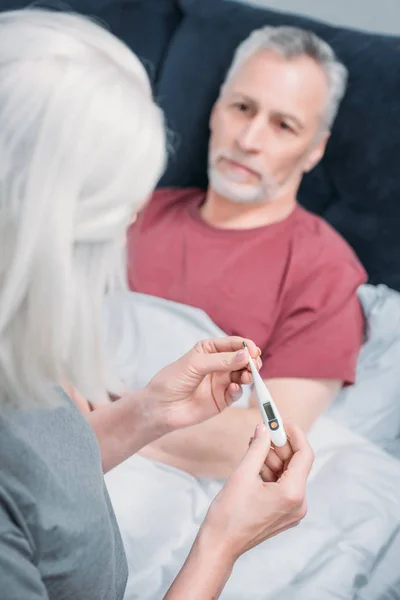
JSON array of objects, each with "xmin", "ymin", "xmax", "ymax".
[{"xmin": 200, "ymin": 188, "xmax": 297, "ymax": 230}]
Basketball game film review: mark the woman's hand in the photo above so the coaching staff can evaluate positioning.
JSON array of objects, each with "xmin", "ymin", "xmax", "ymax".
[
  {"xmin": 164, "ymin": 421, "xmax": 313, "ymax": 599},
  {"xmin": 199, "ymin": 420, "xmax": 314, "ymax": 561},
  {"xmin": 143, "ymin": 336, "xmax": 261, "ymax": 432}
]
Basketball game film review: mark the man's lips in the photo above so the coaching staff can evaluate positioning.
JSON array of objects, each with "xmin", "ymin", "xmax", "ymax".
[{"xmin": 221, "ymin": 157, "xmax": 260, "ymax": 178}]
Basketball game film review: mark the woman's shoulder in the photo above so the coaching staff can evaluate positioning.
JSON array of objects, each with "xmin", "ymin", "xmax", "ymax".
[
  {"xmin": 0, "ymin": 388, "xmax": 101, "ymax": 489},
  {"xmin": 0, "ymin": 390, "xmax": 126, "ymax": 599}
]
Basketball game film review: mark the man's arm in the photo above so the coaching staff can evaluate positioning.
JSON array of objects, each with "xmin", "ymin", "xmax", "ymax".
[
  {"xmin": 249, "ymin": 377, "xmax": 342, "ymax": 431},
  {"xmin": 139, "ymin": 377, "xmax": 341, "ymax": 479}
]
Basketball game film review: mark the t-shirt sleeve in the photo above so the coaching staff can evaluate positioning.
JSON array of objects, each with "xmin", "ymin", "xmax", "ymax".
[
  {"xmin": 261, "ymin": 261, "xmax": 366, "ymax": 384},
  {"xmin": 0, "ymin": 501, "xmax": 49, "ymax": 600}
]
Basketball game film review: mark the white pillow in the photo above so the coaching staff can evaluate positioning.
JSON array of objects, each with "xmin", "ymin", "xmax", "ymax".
[{"xmin": 327, "ymin": 284, "xmax": 400, "ymax": 451}]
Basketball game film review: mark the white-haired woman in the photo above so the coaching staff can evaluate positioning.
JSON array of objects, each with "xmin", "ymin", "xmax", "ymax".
[{"xmin": 0, "ymin": 9, "xmax": 313, "ymax": 600}]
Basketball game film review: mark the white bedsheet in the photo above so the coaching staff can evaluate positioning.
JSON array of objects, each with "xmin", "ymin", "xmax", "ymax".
[
  {"xmin": 106, "ymin": 416, "xmax": 400, "ymax": 600},
  {"xmin": 103, "ymin": 289, "xmax": 400, "ymax": 599}
]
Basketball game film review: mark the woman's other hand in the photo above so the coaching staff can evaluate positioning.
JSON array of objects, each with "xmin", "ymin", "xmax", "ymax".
[{"xmin": 200, "ymin": 420, "xmax": 314, "ymax": 561}]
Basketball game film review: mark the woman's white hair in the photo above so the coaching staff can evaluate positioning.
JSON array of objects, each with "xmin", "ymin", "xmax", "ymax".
[
  {"xmin": 0, "ymin": 9, "xmax": 166, "ymax": 409},
  {"xmin": 222, "ymin": 26, "xmax": 348, "ymax": 131}
]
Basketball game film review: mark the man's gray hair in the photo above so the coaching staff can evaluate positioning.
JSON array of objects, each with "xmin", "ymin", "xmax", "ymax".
[
  {"xmin": 222, "ymin": 26, "xmax": 348, "ymax": 130},
  {"xmin": 0, "ymin": 9, "xmax": 166, "ymax": 409}
]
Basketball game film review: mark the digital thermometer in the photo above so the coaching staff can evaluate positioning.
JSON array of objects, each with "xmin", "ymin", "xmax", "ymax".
[{"xmin": 243, "ymin": 342, "xmax": 287, "ymax": 447}]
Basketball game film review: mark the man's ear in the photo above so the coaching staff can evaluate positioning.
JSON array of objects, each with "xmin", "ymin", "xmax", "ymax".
[{"xmin": 303, "ymin": 131, "xmax": 330, "ymax": 173}]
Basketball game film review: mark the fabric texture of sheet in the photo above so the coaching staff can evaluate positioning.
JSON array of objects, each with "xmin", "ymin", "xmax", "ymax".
[{"xmin": 103, "ymin": 285, "xmax": 400, "ymax": 599}]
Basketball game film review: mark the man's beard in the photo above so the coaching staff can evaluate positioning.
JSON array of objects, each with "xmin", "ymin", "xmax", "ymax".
[{"xmin": 208, "ymin": 150, "xmax": 280, "ymax": 205}]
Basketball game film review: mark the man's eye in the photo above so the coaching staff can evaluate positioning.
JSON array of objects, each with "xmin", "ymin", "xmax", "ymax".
[
  {"xmin": 233, "ymin": 102, "xmax": 249, "ymax": 112},
  {"xmin": 279, "ymin": 122, "xmax": 293, "ymax": 133}
]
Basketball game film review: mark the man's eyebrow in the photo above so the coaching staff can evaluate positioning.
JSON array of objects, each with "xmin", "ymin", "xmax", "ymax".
[
  {"xmin": 227, "ymin": 92, "xmax": 305, "ymax": 130},
  {"xmin": 229, "ymin": 92, "xmax": 256, "ymax": 104}
]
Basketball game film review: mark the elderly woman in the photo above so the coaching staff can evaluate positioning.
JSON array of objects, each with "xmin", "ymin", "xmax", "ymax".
[{"xmin": 0, "ymin": 8, "xmax": 313, "ymax": 600}]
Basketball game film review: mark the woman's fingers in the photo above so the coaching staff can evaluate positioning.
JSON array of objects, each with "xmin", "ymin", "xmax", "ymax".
[
  {"xmin": 259, "ymin": 463, "xmax": 277, "ymax": 483},
  {"xmin": 236, "ymin": 424, "xmax": 272, "ymax": 482},
  {"xmin": 240, "ymin": 370, "xmax": 253, "ymax": 384},
  {"xmin": 272, "ymin": 440, "xmax": 293, "ymax": 463},
  {"xmin": 264, "ymin": 447, "xmax": 284, "ymax": 475},
  {"xmin": 277, "ymin": 422, "xmax": 314, "ymax": 502},
  {"xmin": 229, "ymin": 357, "xmax": 262, "ymax": 386},
  {"xmin": 189, "ymin": 348, "xmax": 249, "ymax": 377},
  {"xmin": 188, "ymin": 338, "xmax": 261, "ymax": 378},
  {"xmin": 246, "ymin": 438, "xmax": 284, "ymax": 481},
  {"xmin": 197, "ymin": 337, "xmax": 259, "ymax": 357},
  {"xmin": 225, "ymin": 382, "xmax": 243, "ymax": 405}
]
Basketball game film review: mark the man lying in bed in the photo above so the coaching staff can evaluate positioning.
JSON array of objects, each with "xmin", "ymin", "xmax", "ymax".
[{"xmin": 127, "ymin": 25, "xmax": 367, "ymax": 479}]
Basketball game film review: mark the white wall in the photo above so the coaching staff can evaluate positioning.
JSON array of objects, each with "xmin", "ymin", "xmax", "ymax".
[{"xmin": 245, "ymin": 0, "xmax": 400, "ymax": 35}]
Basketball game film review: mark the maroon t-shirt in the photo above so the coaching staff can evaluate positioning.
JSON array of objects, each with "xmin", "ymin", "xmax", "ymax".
[{"xmin": 127, "ymin": 188, "xmax": 367, "ymax": 383}]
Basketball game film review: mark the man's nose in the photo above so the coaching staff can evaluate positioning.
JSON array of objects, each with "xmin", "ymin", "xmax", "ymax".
[{"xmin": 237, "ymin": 117, "xmax": 265, "ymax": 153}]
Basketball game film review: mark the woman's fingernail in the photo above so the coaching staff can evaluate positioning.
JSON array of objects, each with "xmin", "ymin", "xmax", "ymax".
[
  {"xmin": 231, "ymin": 388, "xmax": 243, "ymax": 401},
  {"xmin": 235, "ymin": 350, "xmax": 246, "ymax": 362},
  {"xmin": 254, "ymin": 423, "xmax": 266, "ymax": 438}
]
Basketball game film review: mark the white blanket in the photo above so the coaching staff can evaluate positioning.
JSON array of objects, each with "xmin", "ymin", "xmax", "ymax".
[{"xmin": 103, "ymin": 289, "xmax": 400, "ymax": 600}]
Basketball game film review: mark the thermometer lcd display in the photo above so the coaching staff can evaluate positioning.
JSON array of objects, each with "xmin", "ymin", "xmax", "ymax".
[{"xmin": 263, "ymin": 402, "xmax": 275, "ymax": 421}]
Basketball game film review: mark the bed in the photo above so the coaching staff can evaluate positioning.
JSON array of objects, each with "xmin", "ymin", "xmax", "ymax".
[{"xmin": 103, "ymin": 284, "xmax": 400, "ymax": 600}]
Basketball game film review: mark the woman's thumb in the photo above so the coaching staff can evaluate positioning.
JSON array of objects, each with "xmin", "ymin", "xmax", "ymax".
[{"xmin": 238, "ymin": 424, "xmax": 271, "ymax": 478}]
